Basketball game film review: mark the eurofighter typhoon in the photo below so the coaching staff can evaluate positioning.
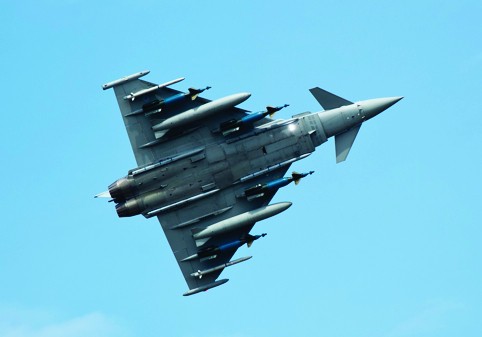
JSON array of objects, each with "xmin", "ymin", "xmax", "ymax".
[{"xmin": 97, "ymin": 71, "xmax": 402, "ymax": 296}]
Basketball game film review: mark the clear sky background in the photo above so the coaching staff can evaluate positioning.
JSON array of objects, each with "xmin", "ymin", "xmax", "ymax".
[{"xmin": 1, "ymin": 1, "xmax": 481, "ymax": 337}]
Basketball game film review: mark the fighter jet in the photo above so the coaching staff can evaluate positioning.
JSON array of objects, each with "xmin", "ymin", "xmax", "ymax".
[{"xmin": 97, "ymin": 71, "xmax": 402, "ymax": 296}]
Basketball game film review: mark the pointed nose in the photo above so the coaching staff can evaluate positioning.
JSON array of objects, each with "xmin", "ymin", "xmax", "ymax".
[{"xmin": 362, "ymin": 96, "xmax": 403, "ymax": 120}]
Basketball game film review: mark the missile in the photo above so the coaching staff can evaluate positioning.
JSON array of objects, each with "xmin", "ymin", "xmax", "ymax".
[
  {"xmin": 183, "ymin": 278, "xmax": 229, "ymax": 296},
  {"xmin": 145, "ymin": 189, "xmax": 220, "ymax": 218},
  {"xmin": 145, "ymin": 86, "xmax": 211, "ymax": 116},
  {"xmin": 102, "ymin": 70, "xmax": 150, "ymax": 90},
  {"xmin": 192, "ymin": 202, "xmax": 291, "ymax": 242},
  {"xmin": 220, "ymin": 104, "xmax": 289, "ymax": 135},
  {"xmin": 152, "ymin": 92, "xmax": 251, "ymax": 138},
  {"xmin": 123, "ymin": 77, "xmax": 185, "ymax": 101},
  {"xmin": 244, "ymin": 171, "xmax": 314, "ymax": 200},
  {"xmin": 130, "ymin": 147, "xmax": 204, "ymax": 176},
  {"xmin": 191, "ymin": 256, "xmax": 252, "ymax": 279},
  {"xmin": 115, "ymin": 188, "xmax": 220, "ymax": 218},
  {"xmin": 181, "ymin": 233, "xmax": 267, "ymax": 262},
  {"xmin": 126, "ymin": 86, "xmax": 211, "ymax": 117},
  {"xmin": 238, "ymin": 153, "xmax": 312, "ymax": 183}
]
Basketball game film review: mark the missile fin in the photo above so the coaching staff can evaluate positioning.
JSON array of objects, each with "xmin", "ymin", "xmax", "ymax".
[
  {"xmin": 154, "ymin": 129, "xmax": 169, "ymax": 139},
  {"xmin": 192, "ymin": 228, "xmax": 209, "ymax": 247},
  {"xmin": 189, "ymin": 86, "xmax": 211, "ymax": 100},
  {"xmin": 267, "ymin": 107, "xmax": 277, "ymax": 118},
  {"xmin": 292, "ymin": 171, "xmax": 301, "ymax": 185},
  {"xmin": 266, "ymin": 104, "xmax": 289, "ymax": 117},
  {"xmin": 247, "ymin": 233, "xmax": 267, "ymax": 247},
  {"xmin": 292, "ymin": 171, "xmax": 314, "ymax": 184},
  {"xmin": 195, "ymin": 238, "xmax": 210, "ymax": 247},
  {"xmin": 188, "ymin": 88, "xmax": 199, "ymax": 100}
]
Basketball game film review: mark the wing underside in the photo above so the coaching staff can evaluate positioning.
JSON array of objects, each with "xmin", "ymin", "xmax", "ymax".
[
  {"xmin": 104, "ymin": 73, "xmax": 288, "ymax": 294},
  {"xmin": 111, "ymin": 78, "xmax": 261, "ymax": 167},
  {"xmin": 156, "ymin": 167, "xmax": 288, "ymax": 292}
]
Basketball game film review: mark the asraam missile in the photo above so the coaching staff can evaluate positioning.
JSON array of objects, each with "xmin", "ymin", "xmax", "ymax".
[
  {"xmin": 191, "ymin": 256, "xmax": 252, "ymax": 279},
  {"xmin": 123, "ymin": 77, "xmax": 185, "ymax": 101},
  {"xmin": 183, "ymin": 278, "xmax": 229, "ymax": 296},
  {"xmin": 152, "ymin": 92, "xmax": 251, "ymax": 138},
  {"xmin": 181, "ymin": 233, "xmax": 267, "ymax": 262},
  {"xmin": 220, "ymin": 104, "xmax": 289, "ymax": 135},
  {"xmin": 244, "ymin": 171, "xmax": 314, "ymax": 200},
  {"xmin": 192, "ymin": 202, "xmax": 291, "ymax": 243},
  {"xmin": 102, "ymin": 70, "xmax": 150, "ymax": 90}
]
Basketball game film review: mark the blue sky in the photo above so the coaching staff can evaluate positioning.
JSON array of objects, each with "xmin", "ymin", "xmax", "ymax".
[{"xmin": 1, "ymin": 1, "xmax": 481, "ymax": 336}]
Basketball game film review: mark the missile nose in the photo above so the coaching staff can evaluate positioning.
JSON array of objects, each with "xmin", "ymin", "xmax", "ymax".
[{"xmin": 361, "ymin": 96, "xmax": 403, "ymax": 120}]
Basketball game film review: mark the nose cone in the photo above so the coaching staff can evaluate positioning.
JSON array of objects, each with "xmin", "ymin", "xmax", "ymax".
[{"xmin": 362, "ymin": 96, "xmax": 403, "ymax": 120}]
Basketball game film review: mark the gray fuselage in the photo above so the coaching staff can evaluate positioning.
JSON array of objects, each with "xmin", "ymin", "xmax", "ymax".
[{"xmin": 112, "ymin": 96, "xmax": 401, "ymax": 218}]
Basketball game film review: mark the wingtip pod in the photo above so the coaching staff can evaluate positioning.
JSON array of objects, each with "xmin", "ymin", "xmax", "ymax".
[
  {"xmin": 182, "ymin": 278, "xmax": 229, "ymax": 296},
  {"xmin": 102, "ymin": 70, "xmax": 150, "ymax": 90}
]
